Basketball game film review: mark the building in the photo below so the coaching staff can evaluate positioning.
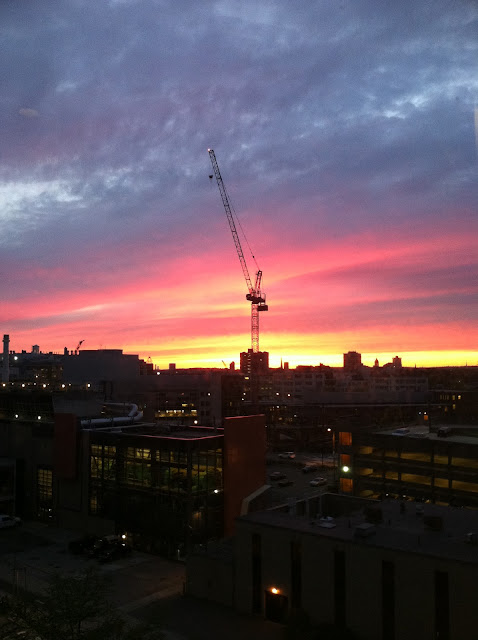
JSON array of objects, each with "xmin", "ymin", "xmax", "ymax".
[
  {"xmin": 240, "ymin": 349, "xmax": 269, "ymax": 375},
  {"xmin": 188, "ymin": 494, "xmax": 478, "ymax": 639},
  {"xmin": 343, "ymin": 351, "xmax": 362, "ymax": 371},
  {"xmin": 61, "ymin": 348, "xmax": 148, "ymax": 384},
  {"xmin": 0, "ymin": 386, "xmax": 266, "ymax": 556},
  {"xmin": 337, "ymin": 423, "xmax": 478, "ymax": 508}
]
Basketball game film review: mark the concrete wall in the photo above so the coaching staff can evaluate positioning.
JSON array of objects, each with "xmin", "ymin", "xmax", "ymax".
[
  {"xmin": 223, "ymin": 415, "xmax": 266, "ymax": 537},
  {"xmin": 186, "ymin": 551, "xmax": 234, "ymax": 606},
  {"xmin": 234, "ymin": 518, "xmax": 478, "ymax": 640}
]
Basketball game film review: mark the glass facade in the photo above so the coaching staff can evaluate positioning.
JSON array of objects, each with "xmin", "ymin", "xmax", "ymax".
[
  {"xmin": 37, "ymin": 466, "xmax": 53, "ymax": 521},
  {"xmin": 89, "ymin": 434, "xmax": 224, "ymax": 555}
]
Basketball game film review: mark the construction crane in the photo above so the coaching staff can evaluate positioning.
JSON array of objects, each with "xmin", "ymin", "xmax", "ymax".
[
  {"xmin": 208, "ymin": 149, "xmax": 268, "ymax": 353},
  {"xmin": 76, "ymin": 340, "xmax": 84, "ymax": 353}
]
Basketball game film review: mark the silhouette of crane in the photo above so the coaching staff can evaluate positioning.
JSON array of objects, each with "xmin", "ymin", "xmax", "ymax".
[{"xmin": 208, "ymin": 149, "xmax": 268, "ymax": 353}]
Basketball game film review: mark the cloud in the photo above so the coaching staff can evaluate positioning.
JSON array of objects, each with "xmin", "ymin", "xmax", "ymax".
[
  {"xmin": 0, "ymin": 0, "xmax": 477, "ymax": 366},
  {"xmin": 19, "ymin": 108, "xmax": 39, "ymax": 118}
]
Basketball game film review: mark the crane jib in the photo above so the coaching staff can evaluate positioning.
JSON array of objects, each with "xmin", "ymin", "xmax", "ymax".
[{"xmin": 208, "ymin": 148, "xmax": 268, "ymax": 352}]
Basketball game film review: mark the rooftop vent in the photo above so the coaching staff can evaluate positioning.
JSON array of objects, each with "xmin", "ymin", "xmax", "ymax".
[
  {"xmin": 465, "ymin": 532, "xmax": 478, "ymax": 545},
  {"xmin": 437, "ymin": 427, "xmax": 452, "ymax": 438},
  {"xmin": 354, "ymin": 522, "xmax": 376, "ymax": 538},
  {"xmin": 318, "ymin": 516, "xmax": 336, "ymax": 529},
  {"xmin": 392, "ymin": 427, "xmax": 410, "ymax": 436}
]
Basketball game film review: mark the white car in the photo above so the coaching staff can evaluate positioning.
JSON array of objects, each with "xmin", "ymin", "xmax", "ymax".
[
  {"xmin": 278, "ymin": 451, "xmax": 296, "ymax": 459},
  {"xmin": 309, "ymin": 477, "xmax": 327, "ymax": 487},
  {"xmin": 0, "ymin": 514, "xmax": 22, "ymax": 529}
]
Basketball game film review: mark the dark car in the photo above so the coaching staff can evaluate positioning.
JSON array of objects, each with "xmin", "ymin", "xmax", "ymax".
[
  {"xmin": 269, "ymin": 471, "xmax": 287, "ymax": 480},
  {"xmin": 97, "ymin": 541, "xmax": 132, "ymax": 563},
  {"xmin": 277, "ymin": 478, "xmax": 294, "ymax": 487},
  {"xmin": 68, "ymin": 534, "xmax": 98, "ymax": 555},
  {"xmin": 302, "ymin": 464, "xmax": 318, "ymax": 473},
  {"xmin": 88, "ymin": 535, "xmax": 122, "ymax": 558}
]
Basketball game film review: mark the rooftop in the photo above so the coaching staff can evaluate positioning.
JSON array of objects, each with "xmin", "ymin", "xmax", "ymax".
[
  {"xmin": 239, "ymin": 497, "xmax": 478, "ymax": 564},
  {"xmin": 377, "ymin": 424, "xmax": 478, "ymax": 446},
  {"xmin": 88, "ymin": 422, "xmax": 224, "ymax": 441}
]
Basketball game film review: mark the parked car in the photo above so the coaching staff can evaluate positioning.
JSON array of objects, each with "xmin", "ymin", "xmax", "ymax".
[
  {"xmin": 97, "ymin": 541, "xmax": 132, "ymax": 563},
  {"xmin": 68, "ymin": 534, "xmax": 98, "ymax": 555},
  {"xmin": 309, "ymin": 477, "xmax": 328, "ymax": 487},
  {"xmin": 0, "ymin": 514, "xmax": 22, "ymax": 529},
  {"xmin": 269, "ymin": 471, "xmax": 287, "ymax": 480},
  {"xmin": 302, "ymin": 464, "xmax": 318, "ymax": 473},
  {"xmin": 278, "ymin": 451, "xmax": 296, "ymax": 459},
  {"xmin": 278, "ymin": 478, "xmax": 294, "ymax": 487},
  {"xmin": 88, "ymin": 534, "xmax": 124, "ymax": 558}
]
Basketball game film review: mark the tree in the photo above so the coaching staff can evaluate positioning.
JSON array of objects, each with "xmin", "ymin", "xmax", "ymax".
[{"xmin": 6, "ymin": 567, "xmax": 163, "ymax": 640}]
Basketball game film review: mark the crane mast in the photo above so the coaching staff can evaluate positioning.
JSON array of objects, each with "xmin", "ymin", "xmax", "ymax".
[{"xmin": 208, "ymin": 149, "xmax": 268, "ymax": 353}]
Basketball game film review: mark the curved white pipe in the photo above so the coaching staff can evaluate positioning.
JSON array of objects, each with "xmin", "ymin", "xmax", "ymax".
[{"xmin": 80, "ymin": 402, "xmax": 143, "ymax": 427}]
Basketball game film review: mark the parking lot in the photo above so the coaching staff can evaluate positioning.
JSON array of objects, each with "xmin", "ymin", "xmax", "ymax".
[
  {"xmin": 266, "ymin": 452, "xmax": 337, "ymax": 500},
  {"xmin": 0, "ymin": 522, "xmax": 283, "ymax": 640}
]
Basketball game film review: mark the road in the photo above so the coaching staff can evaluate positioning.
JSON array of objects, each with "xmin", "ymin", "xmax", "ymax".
[{"xmin": 266, "ymin": 452, "xmax": 338, "ymax": 500}]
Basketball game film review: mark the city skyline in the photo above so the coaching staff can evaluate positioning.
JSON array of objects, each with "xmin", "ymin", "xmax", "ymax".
[{"xmin": 1, "ymin": 1, "xmax": 477, "ymax": 369}]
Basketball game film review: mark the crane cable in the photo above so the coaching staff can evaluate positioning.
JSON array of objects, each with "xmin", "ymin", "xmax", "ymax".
[{"xmin": 226, "ymin": 186, "xmax": 261, "ymax": 274}]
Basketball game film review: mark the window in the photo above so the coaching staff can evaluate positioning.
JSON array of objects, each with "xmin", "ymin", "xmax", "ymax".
[
  {"xmin": 340, "ymin": 477, "xmax": 353, "ymax": 493},
  {"xmin": 290, "ymin": 541, "xmax": 302, "ymax": 609},
  {"xmin": 435, "ymin": 572, "xmax": 449, "ymax": 640},
  {"xmin": 252, "ymin": 533, "xmax": 262, "ymax": 614},
  {"xmin": 339, "ymin": 432, "xmax": 352, "ymax": 446},
  {"xmin": 37, "ymin": 467, "xmax": 53, "ymax": 520},
  {"xmin": 382, "ymin": 561, "xmax": 395, "ymax": 640},
  {"xmin": 401, "ymin": 473, "xmax": 431, "ymax": 486},
  {"xmin": 334, "ymin": 550, "xmax": 346, "ymax": 626}
]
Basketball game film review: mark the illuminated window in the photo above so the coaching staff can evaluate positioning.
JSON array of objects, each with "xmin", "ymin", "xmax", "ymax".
[
  {"xmin": 401, "ymin": 473, "xmax": 431, "ymax": 486},
  {"xmin": 339, "ymin": 432, "xmax": 352, "ymax": 446},
  {"xmin": 357, "ymin": 446, "xmax": 373, "ymax": 455},
  {"xmin": 451, "ymin": 457, "xmax": 478, "ymax": 469},
  {"xmin": 385, "ymin": 470, "xmax": 399, "ymax": 480},
  {"xmin": 340, "ymin": 454, "xmax": 351, "ymax": 468},
  {"xmin": 340, "ymin": 477, "xmax": 353, "ymax": 493}
]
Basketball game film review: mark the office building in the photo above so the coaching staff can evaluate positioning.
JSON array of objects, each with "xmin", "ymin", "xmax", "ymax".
[
  {"xmin": 188, "ymin": 494, "xmax": 478, "ymax": 639},
  {"xmin": 337, "ymin": 423, "xmax": 478, "ymax": 508}
]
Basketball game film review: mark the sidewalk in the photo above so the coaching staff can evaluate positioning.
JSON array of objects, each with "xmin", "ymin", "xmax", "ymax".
[{"xmin": 0, "ymin": 522, "xmax": 284, "ymax": 640}]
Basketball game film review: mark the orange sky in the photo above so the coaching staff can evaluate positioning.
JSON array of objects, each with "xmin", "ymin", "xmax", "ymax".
[{"xmin": 1, "ymin": 2, "xmax": 477, "ymax": 369}]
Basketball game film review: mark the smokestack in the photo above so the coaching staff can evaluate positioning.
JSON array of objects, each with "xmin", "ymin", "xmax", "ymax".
[{"xmin": 2, "ymin": 334, "xmax": 10, "ymax": 383}]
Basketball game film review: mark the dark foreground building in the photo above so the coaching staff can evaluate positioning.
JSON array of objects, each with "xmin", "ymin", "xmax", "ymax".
[
  {"xmin": 0, "ymin": 388, "xmax": 266, "ymax": 556},
  {"xmin": 187, "ymin": 494, "xmax": 478, "ymax": 640}
]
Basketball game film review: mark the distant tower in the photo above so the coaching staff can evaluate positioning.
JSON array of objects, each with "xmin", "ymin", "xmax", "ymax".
[
  {"xmin": 343, "ymin": 350, "xmax": 362, "ymax": 371},
  {"xmin": 374, "ymin": 358, "xmax": 379, "ymax": 368},
  {"xmin": 2, "ymin": 335, "xmax": 10, "ymax": 383},
  {"xmin": 392, "ymin": 356, "xmax": 402, "ymax": 368},
  {"xmin": 240, "ymin": 349, "xmax": 269, "ymax": 375}
]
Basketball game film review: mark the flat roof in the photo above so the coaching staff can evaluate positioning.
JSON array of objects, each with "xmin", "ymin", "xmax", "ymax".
[
  {"xmin": 238, "ymin": 499, "xmax": 478, "ymax": 564},
  {"xmin": 376, "ymin": 424, "xmax": 478, "ymax": 446},
  {"xmin": 89, "ymin": 422, "xmax": 224, "ymax": 441}
]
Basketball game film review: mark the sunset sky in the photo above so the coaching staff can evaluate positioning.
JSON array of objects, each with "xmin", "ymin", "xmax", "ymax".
[{"xmin": 1, "ymin": 0, "xmax": 477, "ymax": 369}]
